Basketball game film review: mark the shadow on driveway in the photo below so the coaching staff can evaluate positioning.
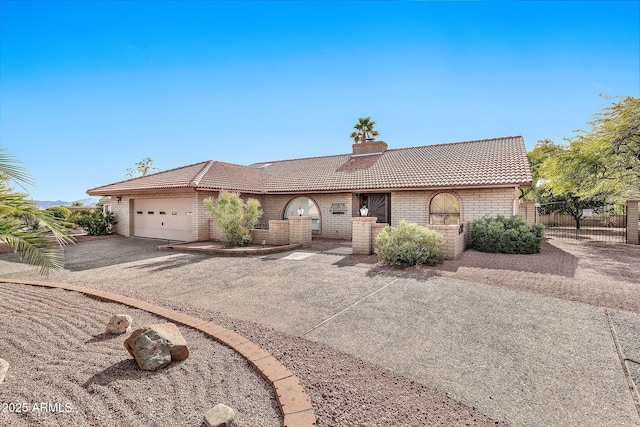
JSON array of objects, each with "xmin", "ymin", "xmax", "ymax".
[{"xmin": 61, "ymin": 238, "xmax": 187, "ymax": 272}]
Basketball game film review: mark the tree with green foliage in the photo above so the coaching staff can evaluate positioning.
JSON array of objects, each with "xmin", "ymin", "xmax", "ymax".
[
  {"xmin": 126, "ymin": 157, "xmax": 160, "ymax": 178},
  {"xmin": 0, "ymin": 146, "xmax": 74, "ymax": 275},
  {"xmin": 350, "ymin": 117, "xmax": 380, "ymax": 144},
  {"xmin": 536, "ymin": 190, "xmax": 607, "ymax": 230},
  {"xmin": 541, "ymin": 96, "xmax": 640, "ymax": 201},
  {"xmin": 204, "ymin": 191, "xmax": 262, "ymax": 247},
  {"xmin": 71, "ymin": 201, "xmax": 83, "ymax": 206}
]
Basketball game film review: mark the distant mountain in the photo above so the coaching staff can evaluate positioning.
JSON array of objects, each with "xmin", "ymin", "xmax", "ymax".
[{"xmin": 34, "ymin": 198, "xmax": 98, "ymax": 209}]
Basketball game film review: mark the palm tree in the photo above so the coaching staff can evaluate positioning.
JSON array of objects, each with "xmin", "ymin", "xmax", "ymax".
[
  {"xmin": 350, "ymin": 117, "xmax": 380, "ymax": 144},
  {"xmin": 0, "ymin": 146, "xmax": 74, "ymax": 275}
]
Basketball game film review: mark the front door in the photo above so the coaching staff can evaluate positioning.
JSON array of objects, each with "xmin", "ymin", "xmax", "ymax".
[{"xmin": 361, "ymin": 193, "xmax": 390, "ymax": 224}]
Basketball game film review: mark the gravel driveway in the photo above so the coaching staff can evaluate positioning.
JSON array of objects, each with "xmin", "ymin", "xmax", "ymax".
[{"xmin": 1, "ymin": 236, "xmax": 639, "ymax": 426}]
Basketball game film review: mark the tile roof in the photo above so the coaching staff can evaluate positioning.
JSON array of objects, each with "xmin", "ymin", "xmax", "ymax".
[{"xmin": 87, "ymin": 136, "xmax": 532, "ymax": 196}]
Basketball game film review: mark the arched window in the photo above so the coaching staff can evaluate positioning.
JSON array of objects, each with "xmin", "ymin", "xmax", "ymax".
[
  {"xmin": 284, "ymin": 197, "xmax": 320, "ymax": 231},
  {"xmin": 429, "ymin": 193, "xmax": 460, "ymax": 225}
]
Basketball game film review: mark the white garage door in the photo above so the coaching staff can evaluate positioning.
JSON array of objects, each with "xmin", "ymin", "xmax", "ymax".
[{"xmin": 134, "ymin": 198, "xmax": 193, "ymax": 241}]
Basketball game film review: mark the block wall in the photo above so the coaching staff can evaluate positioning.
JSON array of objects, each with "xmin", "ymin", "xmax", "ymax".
[
  {"xmin": 352, "ymin": 217, "xmax": 376, "ymax": 254},
  {"xmin": 518, "ymin": 201, "xmax": 536, "ymax": 226},
  {"xmin": 193, "ymin": 191, "xmax": 217, "ymax": 240},
  {"xmin": 268, "ymin": 220, "xmax": 290, "ymax": 246},
  {"xmin": 391, "ymin": 187, "xmax": 517, "ymax": 227},
  {"xmin": 289, "ymin": 216, "xmax": 312, "ymax": 247},
  {"xmin": 110, "ymin": 197, "xmax": 132, "ymax": 237},
  {"xmin": 425, "ymin": 221, "xmax": 470, "ymax": 259},
  {"xmin": 628, "ymin": 200, "xmax": 639, "ymax": 245},
  {"xmin": 261, "ymin": 193, "xmax": 354, "ymax": 239}
]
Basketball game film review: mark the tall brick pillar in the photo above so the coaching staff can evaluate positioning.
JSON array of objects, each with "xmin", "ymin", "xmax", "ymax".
[
  {"xmin": 627, "ymin": 200, "xmax": 639, "ymax": 245},
  {"xmin": 519, "ymin": 201, "xmax": 536, "ymax": 226},
  {"xmin": 288, "ymin": 216, "xmax": 312, "ymax": 248},
  {"xmin": 352, "ymin": 217, "xmax": 377, "ymax": 255}
]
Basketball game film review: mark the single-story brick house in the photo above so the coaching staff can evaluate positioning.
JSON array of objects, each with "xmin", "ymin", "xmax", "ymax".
[{"xmin": 87, "ymin": 136, "xmax": 532, "ymax": 249}]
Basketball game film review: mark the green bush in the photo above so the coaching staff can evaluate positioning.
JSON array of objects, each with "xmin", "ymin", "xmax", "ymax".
[
  {"xmin": 471, "ymin": 215, "xmax": 544, "ymax": 254},
  {"xmin": 374, "ymin": 221, "xmax": 444, "ymax": 268},
  {"xmin": 45, "ymin": 206, "xmax": 72, "ymax": 220},
  {"xmin": 74, "ymin": 210, "xmax": 115, "ymax": 236},
  {"xmin": 204, "ymin": 191, "xmax": 263, "ymax": 247},
  {"xmin": 45, "ymin": 206, "xmax": 76, "ymax": 228}
]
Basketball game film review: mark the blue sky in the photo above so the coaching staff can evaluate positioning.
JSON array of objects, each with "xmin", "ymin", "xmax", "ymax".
[{"xmin": 1, "ymin": 1, "xmax": 638, "ymax": 202}]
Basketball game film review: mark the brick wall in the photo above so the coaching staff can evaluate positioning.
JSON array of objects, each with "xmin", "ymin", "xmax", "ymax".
[
  {"xmin": 261, "ymin": 193, "xmax": 354, "ymax": 239},
  {"xmin": 425, "ymin": 221, "xmax": 470, "ymax": 259},
  {"xmin": 391, "ymin": 187, "xmax": 517, "ymax": 226},
  {"xmin": 352, "ymin": 217, "xmax": 377, "ymax": 254},
  {"xmin": 268, "ymin": 220, "xmax": 290, "ymax": 245},
  {"xmin": 518, "ymin": 201, "xmax": 536, "ymax": 226},
  {"xmin": 110, "ymin": 198, "xmax": 132, "ymax": 237},
  {"xmin": 289, "ymin": 216, "xmax": 312, "ymax": 247},
  {"xmin": 628, "ymin": 200, "xmax": 639, "ymax": 245},
  {"xmin": 193, "ymin": 191, "xmax": 217, "ymax": 240}
]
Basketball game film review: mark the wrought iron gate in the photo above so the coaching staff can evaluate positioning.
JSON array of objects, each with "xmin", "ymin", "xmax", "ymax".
[{"xmin": 536, "ymin": 201, "xmax": 627, "ymax": 243}]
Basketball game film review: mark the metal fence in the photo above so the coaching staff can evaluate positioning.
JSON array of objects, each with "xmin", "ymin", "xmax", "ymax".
[{"xmin": 536, "ymin": 202, "xmax": 627, "ymax": 243}]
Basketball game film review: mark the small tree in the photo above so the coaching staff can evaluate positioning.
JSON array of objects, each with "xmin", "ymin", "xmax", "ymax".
[
  {"xmin": 536, "ymin": 190, "xmax": 607, "ymax": 230},
  {"xmin": 126, "ymin": 158, "xmax": 160, "ymax": 178},
  {"xmin": 204, "ymin": 191, "xmax": 262, "ymax": 247}
]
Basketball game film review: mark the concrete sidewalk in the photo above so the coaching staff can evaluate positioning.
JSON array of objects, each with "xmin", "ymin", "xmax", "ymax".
[{"xmin": 1, "ymin": 238, "xmax": 639, "ymax": 426}]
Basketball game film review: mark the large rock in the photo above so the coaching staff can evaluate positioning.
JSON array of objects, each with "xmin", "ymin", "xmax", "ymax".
[
  {"xmin": 0, "ymin": 358, "xmax": 8, "ymax": 384},
  {"xmin": 106, "ymin": 314, "xmax": 133, "ymax": 334},
  {"xmin": 124, "ymin": 323, "xmax": 189, "ymax": 371},
  {"xmin": 204, "ymin": 403, "xmax": 236, "ymax": 427}
]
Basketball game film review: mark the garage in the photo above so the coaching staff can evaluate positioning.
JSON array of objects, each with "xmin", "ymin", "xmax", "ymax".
[{"xmin": 133, "ymin": 198, "xmax": 193, "ymax": 241}]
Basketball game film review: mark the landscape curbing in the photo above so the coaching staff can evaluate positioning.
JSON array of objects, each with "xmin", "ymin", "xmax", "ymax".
[
  {"xmin": 0, "ymin": 278, "xmax": 316, "ymax": 427},
  {"xmin": 158, "ymin": 241, "xmax": 304, "ymax": 256}
]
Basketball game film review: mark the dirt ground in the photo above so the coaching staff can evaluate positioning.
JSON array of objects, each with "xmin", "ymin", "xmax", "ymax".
[
  {"xmin": 2, "ymin": 235, "xmax": 639, "ymax": 426},
  {"xmin": 347, "ymin": 238, "xmax": 640, "ymax": 314}
]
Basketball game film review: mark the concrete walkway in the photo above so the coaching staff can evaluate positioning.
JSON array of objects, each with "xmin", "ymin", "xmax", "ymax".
[{"xmin": 1, "ymin": 238, "xmax": 639, "ymax": 426}]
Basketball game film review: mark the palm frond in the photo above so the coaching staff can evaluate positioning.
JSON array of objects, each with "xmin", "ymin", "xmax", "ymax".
[
  {"xmin": 0, "ymin": 148, "xmax": 35, "ymax": 188},
  {"xmin": 0, "ymin": 222, "xmax": 65, "ymax": 275}
]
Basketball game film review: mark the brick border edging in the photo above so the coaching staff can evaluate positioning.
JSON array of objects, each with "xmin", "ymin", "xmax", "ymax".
[
  {"xmin": 0, "ymin": 279, "xmax": 316, "ymax": 427},
  {"xmin": 157, "ymin": 242, "xmax": 304, "ymax": 256}
]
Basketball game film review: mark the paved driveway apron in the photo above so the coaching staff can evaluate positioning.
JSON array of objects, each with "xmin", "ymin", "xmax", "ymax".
[{"xmin": 1, "ymin": 238, "xmax": 639, "ymax": 426}]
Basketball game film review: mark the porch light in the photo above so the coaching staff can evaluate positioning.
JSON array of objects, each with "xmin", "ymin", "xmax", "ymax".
[
  {"xmin": 297, "ymin": 207, "xmax": 304, "ymax": 216},
  {"xmin": 116, "ymin": 196, "xmax": 122, "ymax": 203},
  {"xmin": 360, "ymin": 206, "xmax": 369, "ymax": 217}
]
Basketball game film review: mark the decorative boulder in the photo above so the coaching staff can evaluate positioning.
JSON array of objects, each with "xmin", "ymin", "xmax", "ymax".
[
  {"xmin": 124, "ymin": 323, "xmax": 189, "ymax": 371},
  {"xmin": 0, "ymin": 358, "xmax": 8, "ymax": 384},
  {"xmin": 106, "ymin": 314, "xmax": 133, "ymax": 334},
  {"xmin": 204, "ymin": 403, "xmax": 236, "ymax": 427}
]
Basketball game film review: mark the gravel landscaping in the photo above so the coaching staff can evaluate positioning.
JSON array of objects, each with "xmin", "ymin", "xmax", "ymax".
[{"xmin": 2, "ymin": 235, "xmax": 639, "ymax": 426}]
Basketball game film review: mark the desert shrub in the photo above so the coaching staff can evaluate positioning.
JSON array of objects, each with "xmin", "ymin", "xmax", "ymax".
[
  {"xmin": 45, "ymin": 206, "xmax": 72, "ymax": 220},
  {"xmin": 74, "ymin": 210, "xmax": 115, "ymax": 236},
  {"xmin": 204, "ymin": 191, "xmax": 262, "ymax": 247},
  {"xmin": 45, "ymin": 206, "xmax": 76, "ymax": 229},
  {"xmin": 471, "ymin": 215, "xmax": 544, "ymax": 254},
  {"xmin": 374, "ymin": 221, "xmax": 444, "ymax": 268}
]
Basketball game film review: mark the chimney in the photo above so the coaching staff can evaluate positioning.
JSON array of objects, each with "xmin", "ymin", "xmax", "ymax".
[{"xmin": 352, "ymin": 140, "xmax": 388, "ymax": 156}]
